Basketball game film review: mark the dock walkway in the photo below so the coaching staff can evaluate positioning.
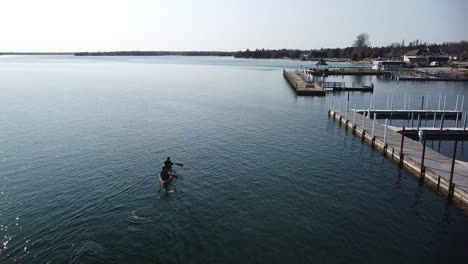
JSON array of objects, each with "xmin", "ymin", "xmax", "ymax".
[
  {"xmin": 283, "ymin": 69, "xmax": 325, "ymax": 96},
  {"xmin": 329, "ymin": 109, "xmax": 468, "ymax": 206},
  {"xmin": 390, "ymin": 127, "xmax": 468, "ymax": 141},
  {"xmin": 356, "ymin": 109, "xmax": 462, "ymax": 120}
]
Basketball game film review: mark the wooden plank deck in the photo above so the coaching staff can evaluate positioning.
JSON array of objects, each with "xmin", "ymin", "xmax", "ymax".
[
  {"xmin": 283, "ymin": 70, "xmax": 326, "ymax": 96},
  {"xmin": 390, "ymin": 127, "xmax": 468, "ymax": 141},
  {"xmin": 356, "ymin": 109, "xmax": 462, "ymax": 120},
  {"xmin": 329, "ymin": 109, "xmax": 468, "ymax": 206},
  {"xmin": 327, "ymin": 87, "xmax": 373, "ymax": 92}
]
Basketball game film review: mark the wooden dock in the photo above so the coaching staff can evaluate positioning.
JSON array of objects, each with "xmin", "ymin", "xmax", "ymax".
[
  {"xmin": 308, "ymin": 70, "xmax": 389, "ymax": 76},
  {"xmin": 398, "ymin": 77, "xmax": 468, "ymax": 82},
  {"xmin": 328, "ymin": 109, "xmax": 468, "ymax": 207},
  {"xmin": 356, "ymin": 109, "xmax": 462, "ymax": 120},
  {"xmin": 321, "ymin": 82, "xmax": 374, "ymax": 92},
  {"xmin": 283, "ymin": 69, "xmax": 326, "ymax": 96},
  {"xmin": 326, "ymin": 87, "xmax": 374, "ymax": 92},
  {"xmin": 391, "ymin": 127, "xmax": 468, "ymax": 141}
]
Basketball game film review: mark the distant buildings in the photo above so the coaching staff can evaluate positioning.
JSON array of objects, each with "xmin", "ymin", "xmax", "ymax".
[
  {"xmin": 403, "ymin": 48, "xmax": 450, "ymax": 67},
  {"xmin": 371, "ymin": 60, "xmax": 406, "ymax": 71}
]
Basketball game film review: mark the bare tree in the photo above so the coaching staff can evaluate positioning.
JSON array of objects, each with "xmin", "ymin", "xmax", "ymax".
[
  {"xmin": 353, "ymin": 33, "xmax": 370, "ymax": 60},
  {"xmin": 354, "ymin": 33, "xmax": 370, "ymax": 48}
]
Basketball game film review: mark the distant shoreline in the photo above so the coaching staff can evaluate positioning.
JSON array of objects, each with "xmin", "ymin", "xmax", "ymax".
[
  {"xmin": 0, "ymin": 52, "xmax": 361, "ymax": 63},
  {"xmin": 0, "ymin": 51, "xmax": 234, "ymax": 56},
  {"xmin": 0, "ymin": 52, "xmax": 74, "ymax": 55},
  {"xmin": 74, "ymin": 51, "xmax": 234, "ymax": 56}
]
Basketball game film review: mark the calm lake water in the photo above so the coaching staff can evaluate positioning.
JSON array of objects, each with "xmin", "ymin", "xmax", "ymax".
[{"xmin": 1, "ymin": 56, "xmax": 468, "ymax": 263}]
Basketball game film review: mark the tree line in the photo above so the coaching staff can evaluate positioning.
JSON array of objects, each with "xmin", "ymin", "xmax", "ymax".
[
  {"xmin": 75, "ymin": 51, "xmax": 233, "ymax": 56},
  {"xmin": 71, "ymin": 34, "xmax": 468, "ymax": 61},
  {"xmin": 234, "ymin": 34, "xmax": 468, "ymax": 61}
]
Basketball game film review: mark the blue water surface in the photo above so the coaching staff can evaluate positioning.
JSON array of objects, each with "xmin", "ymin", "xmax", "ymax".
[{"xmin": 0, "ymin": 56, "xmax": 467, "ymax": 263}]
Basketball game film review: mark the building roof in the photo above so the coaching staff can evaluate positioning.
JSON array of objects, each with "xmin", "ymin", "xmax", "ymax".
[
  {"xmin": 408, "ymin": 57, "xmax": 429, "ymax": 63},
  {"xmin": 405, "ymin": 49, "xmax": 421, "ymax": 56},
  {"xmin": 405, "ymin": 48, "xmax": 448, "ymax": 57}
]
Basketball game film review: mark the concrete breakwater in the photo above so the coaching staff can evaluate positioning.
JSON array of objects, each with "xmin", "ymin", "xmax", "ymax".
[{"xmin": 283, "ymin": 69, "xmax": 325, "ymax": 96}]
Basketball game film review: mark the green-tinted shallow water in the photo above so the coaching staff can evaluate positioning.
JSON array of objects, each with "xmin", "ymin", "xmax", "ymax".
[{"xmin": 1, "ymin": 56, "xmax": 468, "ymax": 263}]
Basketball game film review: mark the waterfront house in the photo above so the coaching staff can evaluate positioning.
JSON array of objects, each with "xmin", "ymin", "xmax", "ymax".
[{"xmin": 403, "ymin": 48, "xmax": 450, "ymax": 67}]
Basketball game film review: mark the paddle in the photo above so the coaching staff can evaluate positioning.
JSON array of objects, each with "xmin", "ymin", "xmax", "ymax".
[{"xmin": 175, "ymin": 163, "xmax": 184, "ymax": 167}]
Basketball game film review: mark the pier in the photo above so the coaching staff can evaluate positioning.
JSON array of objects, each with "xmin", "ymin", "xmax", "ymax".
[
  {"xmin": 393, "ymin": 70, "xmax": 468, "ymax": 82},
  {"xmin": 328, "ymin": 108, "xmax": 468, "ymax": 206},
  {"xmin": 392, "ymin": 127, "xmax": 468, "ymax": 141},
  {"xmin": 356, "ymin": 109, "xmax": 462, "ymax": 120},
  {"xmin": 397, "ymin": 76, "xmax": 468, "ymax": 82},
  {"xmin": 321, "ymin": 82, "xmax": 374, "ymax": 92},
  {"xmin": 308, "ymin": 69, "xmax": 388, "ymax": 76},
  {"xmin": 283, "ymin": 69, "xmax": 325, "ymax": 96}
]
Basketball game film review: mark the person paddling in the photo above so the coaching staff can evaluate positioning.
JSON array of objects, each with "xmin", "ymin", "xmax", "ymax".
[
  {"xmin": 160, "ymin": 166, "xmax": 170, "ymax": 181},
  {"xmin": 164, "ymin": 157, "xmax": 173, "ymax": 170},
  {"xmin": 160, "ymin": 157, "xmax": 184, "ymax": 180}
]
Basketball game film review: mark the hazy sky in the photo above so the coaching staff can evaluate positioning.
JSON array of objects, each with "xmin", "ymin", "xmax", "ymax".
[{"xmin": 1, "ymin": 0, "xmax": 467, "ymax": 52}]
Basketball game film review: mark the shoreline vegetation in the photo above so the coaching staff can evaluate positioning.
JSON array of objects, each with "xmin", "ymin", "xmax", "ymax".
[
  {"xmin": 233, "ymin": 40, "xmax": 468, "ymax": 61},
  {"xmin": 1, "ymin": 38, "xmax": 466, "ymax": 62},
  {"xmin": 74, "ymin": 51, "xmax": 233, "ymax": 56}
]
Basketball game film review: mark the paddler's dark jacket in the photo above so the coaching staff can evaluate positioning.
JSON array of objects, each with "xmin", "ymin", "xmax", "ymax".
[{"xmin": 164, "ymin": 160, "xmax": 173, "ymax": 169}]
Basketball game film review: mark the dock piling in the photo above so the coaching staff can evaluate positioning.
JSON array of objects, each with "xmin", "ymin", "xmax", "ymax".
[
  {"xmin": 404, "ymin": 94, "xmax": 407, "ymax": 110},
  {"xmin": 443, "ymin": 94, "xmax": 447, "ymax": 112},
  {"xmin": 384, "ymin": 119, "xmax": 388, "ymax": 146},
  {"xmin": 438, "ymin": 114, "xmax": 445, "ymax": 152},
  {"xmin": 449, "ymin": 140, "xmax": 458, "ymax": 200},
  {"xmin": 461, "ymin": 95, "xmax": 465, "ymax": 112},
  {"xmin": 408, "ymin": 95, "xmax": 412, "ymax": 126},
  {"xmin": 391, "ymin": 95, "xmax": 394, "ymax": 111},
  {"xmin": 438, "ymin": 94, "xmax": 441, "ymax": 111},
  {"xmin": 417, "ymin": 115, "xmax": 420, "ymax": 130},
  {"xmin": 400, "ymin": 127, "xmax": 405, "ymax": 166},
  {"xmin": 373, "ymin": 95, "xmax": 376, "ymax": 113},
  {"xmin": 425, "ymin": 96, "xmax": 429, "ymax": 127},
  {"xmin": 339, "ymin": 99, "xmax": 342, "ymax": 116},
  {"xmin": 361, "ymin": 110, "xmax": 366, "ymax": 131},
  {"xmin": 408, "ymin": 95, "xmax": 411, "ymax": 110},
  {"xmin": 426, "ymin": 96, "xmax": 429, "ymax": 111},
  {"xmin": 390, "ymin": 96, "xmax": 394, "ymax": 125},
  {"xmin": 353, "ymin": 106, "xmax": 356, "ymax": 125},
  {"xmin": 368, "ymin": 95, "xmax": 372, "ymax": 116},
  {"xmin": 420, "ymin": 135, "xmax": 427, "ymax": 180},
  {"xmin": 386, "ymin": 94, "xmax": 390, "ymax": 109},
  {"xmin": 372, "ymin": 114, "xmax": 376, "ymax": 138},
  {"xmin": 464, "ymin": 114, "xmax": 467, "ymax": 131},
  {"xmin": 331, "ymin": 96, "xmax": 334, "ymax": 112},
  {"xmin": 346, "ymin": 91, "xmax": 350, "ymax": 116}
]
